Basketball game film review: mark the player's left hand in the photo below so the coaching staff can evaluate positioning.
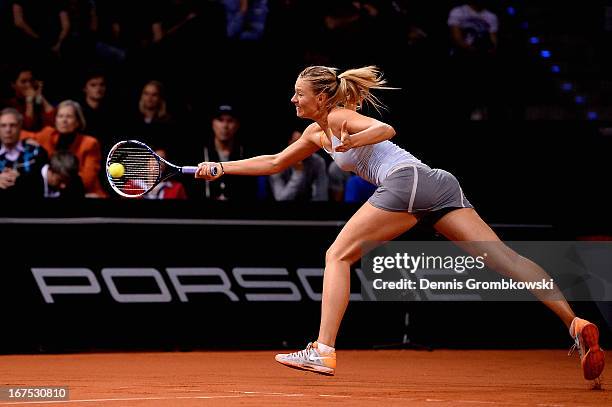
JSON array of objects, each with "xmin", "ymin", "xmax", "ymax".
[
  {"xmin": 195, "ymin": 162, "xmax": 223, "ymax": 180},
  {"xmin": 335, "ymin": 120, "xmax": 353, "ymax": 152}
]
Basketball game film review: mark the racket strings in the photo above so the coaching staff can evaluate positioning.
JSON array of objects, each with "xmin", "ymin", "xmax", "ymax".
[{"xmin": 107, "ymin": 145, "xmax": 161, "ymax": 196}]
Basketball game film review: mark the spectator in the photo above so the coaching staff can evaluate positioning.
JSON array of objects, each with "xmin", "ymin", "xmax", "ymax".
[
  {"xmin": 328, "ymin": 161, "xmax": 350, "ymax": 202},
  {"xmin": 344, "ymin": 174, "xmax": 377, "ymax": 203},
  {"xmin": 327, "ymin": 161, "xmax": 376, "ymax": 203},
  {"xmin": 78, "ymin": 69, "xmax": 115, "ymax": 152},
  {"xmin": 25, "ymin": 100, "xmax": 107, "ymax": 197},
  {"xmin": 100, "ymin": 0, "xmax": 163, "ymax": 52},
  {"xmin": 144, "ymin": 146, "xmax": 188, "ymax": 200},
  {"xmin": 447, "ymin": 1, "xmax": 499, "ymax": 120},
  {"xmin": 0, "ymin": 107, "xmax": 48, "ymax": 198},
  {"xmin": 221, "ymin": 0, "xmax": 269, "ymax": 41},
  {"xmin": 320, "ymin": 0, "xmax": 387, "ymax": 64},
  {"xmin": 448, "ymin": 1, "xmax": 498, "ymax": 56},
  {"xmin": 268, "ymin": 129, "xmax": 328, "ymax": 201},
  {"xmin": 62, "ymin": 0, "xmax": 99, "ymax": 64},
  {"xmin": 3, "ymin": 67, "xmax": 56, "ymax": 131},
  {"xmin": 11, "ymin": 0, "xmax": 70, "ymax": 57},
  {"xmin": 41, "ymin": 150, "xmax": 84, "ymax": 198},
  {"xmin": 138, "ymin": 80, "xmax": 170, "ymax": 124},
  {"xmin": 200, "ymin": 104, "xmax": 256, "ymax": 200},
  {"xmin": 160, "ymin": 0, "xmax": 225, "ymax": 42},
  {"xmin": 130, "ymin": 80, "xmax": 176, "ymax": 150}
]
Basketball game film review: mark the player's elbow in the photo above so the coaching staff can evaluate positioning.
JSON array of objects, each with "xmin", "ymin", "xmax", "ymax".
[
  {"xmin": 270, "ymin": 155, "xmax": 286, "ymax": 174},
  {"xmin": 384, "ymin": 124, "xmax": 396, "ymax": 139}
]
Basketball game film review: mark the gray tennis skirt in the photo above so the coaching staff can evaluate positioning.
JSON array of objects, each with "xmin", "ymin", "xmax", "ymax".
[{"xmin": 368, "ymin": 164, "xmax": 473, "ymax": 214}]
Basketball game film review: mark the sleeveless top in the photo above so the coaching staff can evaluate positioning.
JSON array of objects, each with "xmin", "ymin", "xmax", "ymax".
[{"xmin": 321, "ymin": 134, "xmax": 422, "ymax": 186}]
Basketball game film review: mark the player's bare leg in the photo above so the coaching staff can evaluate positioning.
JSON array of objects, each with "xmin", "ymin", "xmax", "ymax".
[
  {"xmin": 275, "ymin": 203, "xmax": 418, "ymax": 375},
  {"xmin": 433, "ymin": 208, "xmax": 605, "ymax": 385}
]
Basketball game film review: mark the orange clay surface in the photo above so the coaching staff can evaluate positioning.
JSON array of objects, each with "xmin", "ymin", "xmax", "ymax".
[{"xmin": 1, "ymin": 350, "xmax": 610, "ymax": 406}]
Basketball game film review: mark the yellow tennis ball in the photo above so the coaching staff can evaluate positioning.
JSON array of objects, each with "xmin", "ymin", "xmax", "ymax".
[{"xmin": 108, "ymin": 163, "xmax": 125, "ymax": 178}]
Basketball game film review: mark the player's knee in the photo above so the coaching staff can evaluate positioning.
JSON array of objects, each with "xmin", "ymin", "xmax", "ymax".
[{"xmin": 326, "ymin": 245, "xmax": 358, "ymax": 266}]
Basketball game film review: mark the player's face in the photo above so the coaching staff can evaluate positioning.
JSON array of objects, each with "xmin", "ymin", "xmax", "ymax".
[
  {"xmin": 84, "ymin": 77, "xmax": 107, "ymax": 101},
  {"xmin": 0, "ymin": 113, "xmax": 21, "ymax": 146},
  {"xmin": 55, "ymin": 105, "xmax": 80, "ymax": 134},
  {"xmin": 291, "ymin": 79, "xmax": 319, "ymax": 119}
]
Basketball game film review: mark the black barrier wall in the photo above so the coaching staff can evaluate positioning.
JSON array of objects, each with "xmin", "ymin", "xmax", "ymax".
[{"xmin": 1, "ymin": 200, "xmax": 610, "ymax": 353}]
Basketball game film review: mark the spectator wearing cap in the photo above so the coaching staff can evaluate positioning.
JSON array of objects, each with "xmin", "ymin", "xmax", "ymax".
[{"xmin": 199, "ymin": 104, "xmax": 256, "ymax": 200}]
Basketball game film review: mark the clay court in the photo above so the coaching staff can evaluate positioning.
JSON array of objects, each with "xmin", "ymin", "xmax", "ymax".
[{"xmin": 2, "ymin": 350, "xmax": 609, "ymax": 406}]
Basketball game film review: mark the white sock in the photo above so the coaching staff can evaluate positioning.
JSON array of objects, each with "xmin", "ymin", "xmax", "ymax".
[
  {"xmin": 569, "ymin": 317, "xmax": 579, "ymax": 337},
  {"xmin": 317, "ymin": 342, "xmax": 335, "ymax": 354}
]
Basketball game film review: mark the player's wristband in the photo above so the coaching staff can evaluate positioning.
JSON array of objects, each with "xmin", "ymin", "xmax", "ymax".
[{"xmin": 219, "ymin": 162, "xmax": 225, "ymax": 176}]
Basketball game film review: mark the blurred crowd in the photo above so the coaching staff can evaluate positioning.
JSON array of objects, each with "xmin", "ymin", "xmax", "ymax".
[{"xmin": 1, "ymin": 1, "xmax": 505, "ymax": 201}]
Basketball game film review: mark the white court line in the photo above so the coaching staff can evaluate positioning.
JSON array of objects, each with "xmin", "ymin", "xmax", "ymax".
[{"xmin": 230, "ymin": 391, "xmax": 304, "ymax": 397}]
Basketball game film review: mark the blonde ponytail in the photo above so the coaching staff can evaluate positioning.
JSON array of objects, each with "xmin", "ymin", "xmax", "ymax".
[{"xmin": 298, "ymin": 65, "xmax": 392, "ymax": 113}]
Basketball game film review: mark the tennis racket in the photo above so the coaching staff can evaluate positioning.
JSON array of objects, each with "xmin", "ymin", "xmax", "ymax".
[{"xmin": 106, "ymin": 140, "xmax": 217, "ymax": 198}]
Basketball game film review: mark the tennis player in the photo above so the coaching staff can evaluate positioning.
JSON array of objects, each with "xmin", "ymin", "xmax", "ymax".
[{"xmin": 195, "ymin": 66, "xmax": 605, "ymax": 381}]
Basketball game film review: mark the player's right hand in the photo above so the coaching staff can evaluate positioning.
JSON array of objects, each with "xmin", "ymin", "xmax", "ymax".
[{"xmin": 195, "ymin": 162, "xmax": 223, "ymax": 181}]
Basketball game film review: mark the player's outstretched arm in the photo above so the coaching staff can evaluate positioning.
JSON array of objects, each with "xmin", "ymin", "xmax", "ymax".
[{"xmin": 195, "ymin": 124, "xmax": 322, "ymax": 181}]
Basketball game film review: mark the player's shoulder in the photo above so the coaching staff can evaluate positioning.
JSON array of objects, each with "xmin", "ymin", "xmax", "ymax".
[
  {"xmin": 302, "ymin": 122, "xmax": 322, "ymax": 135},
  {"xmin": 301, "ymin": 122, "xmax": 324, "ymax": 143},
  {"xmin": 328, "ymin": 107, "xmax": 361, "ymax": 125}
]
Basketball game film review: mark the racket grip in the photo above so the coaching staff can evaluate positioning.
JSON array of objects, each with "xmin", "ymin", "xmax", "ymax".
[
  {"xmin": 182, "ymin": 166, "xmax": 199, "ymax": 174},
  {"xmin": 182, "ymin": 166, "xmax": 218, "ymax": 176}
]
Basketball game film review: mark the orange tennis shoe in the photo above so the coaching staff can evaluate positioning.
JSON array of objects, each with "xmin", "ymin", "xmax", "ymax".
[
  {"xmin": 275, "ymin": 342, "xmax": 336, "ymax": 376},
  {"xmin": 568, "ymin": 317, "xmax": 605, "ymax": 383}
]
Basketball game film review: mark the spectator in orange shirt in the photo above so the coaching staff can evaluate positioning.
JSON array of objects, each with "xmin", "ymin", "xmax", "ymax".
[{"xmin": 24, "ymin": 100, "xmax": 107, "ymax": 197}]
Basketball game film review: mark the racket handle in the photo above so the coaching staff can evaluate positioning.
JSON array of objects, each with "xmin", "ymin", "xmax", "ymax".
[
  {"xmin": 182, "ymin": 166, "xmax": 218, "ymax": 176},
  {"xmin": 181, "ymin": 166, "xmax": 199, "ymax": 174}
]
